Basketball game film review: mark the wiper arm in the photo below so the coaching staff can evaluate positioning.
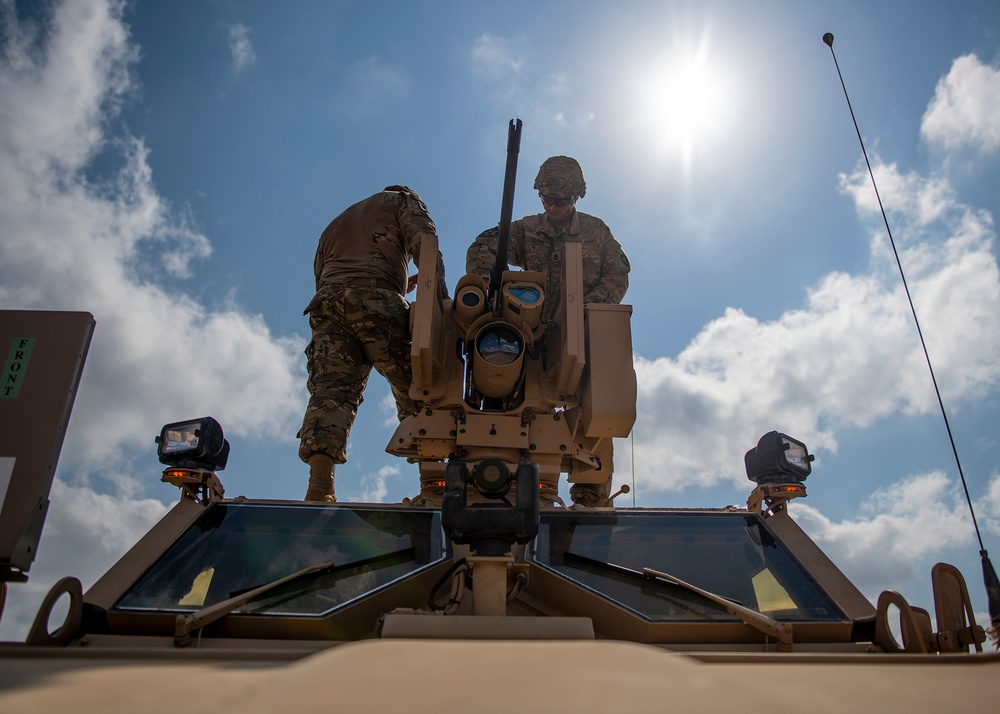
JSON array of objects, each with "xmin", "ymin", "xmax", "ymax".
[
  {"xmin": 563, "ymin": 551, "xmax": 793, "ymax": 650},
  {"xmin": 642, "ymin": 566, "xmax": 793, "ymax": 651},
  {"xmin": 174, "ymin": 559, "xmax": 337, "ymax": 646},
  {"xmin": 228, "ymin": 548, "xmax": 415, "ymax": 600},
  {"xmin": 174, "ymin": 547, "xmax": 415, "ymax": 646},
  {"xmin": 564, "ymin": 552, "xmax": 728, "ymax": 620}
]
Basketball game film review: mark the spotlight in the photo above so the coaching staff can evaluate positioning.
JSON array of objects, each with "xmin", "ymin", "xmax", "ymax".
[
  {"xmin": 156, "ymin": 417, "xmax": 230, "ymax": 471},
  {"xmin": 745, "ymin": 431, "xmax": 813, "ymax": 485}
]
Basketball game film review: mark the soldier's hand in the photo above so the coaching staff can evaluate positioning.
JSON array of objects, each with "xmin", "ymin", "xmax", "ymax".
[{"xmin": 407, "ymin": 274, "xmax": 419, "ymax": 293}]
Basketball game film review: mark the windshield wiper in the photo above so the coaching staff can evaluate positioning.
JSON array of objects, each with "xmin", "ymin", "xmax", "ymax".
[
  {"xmin": 642, "ymin": 566, "xmax": 793, "ymax": 651},
  {"xmin": 564, "ymin": 552, "xmax": 793, "ymax": 651},
  {"xmin": 174, "ymin": 559, "xmax": 336, "ymax": 646},
  {"xmin": 563, "ymin": 552, "xmax": 728, "ymax": 620},
  {"xmin": 174, "ymin": 547, "xmax": 415, "ymax": 646}
]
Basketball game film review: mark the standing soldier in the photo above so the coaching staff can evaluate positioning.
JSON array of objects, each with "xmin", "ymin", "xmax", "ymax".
[
  {"xmin": 465, "ymin": 156, "xmax": 631, "ymax": 506},
  {"xmin": 299, "ymin": 186, "xmax": 448, "ymax": 501},
  {"xmin": 466, "ymin": 156, "xmax": 629, "ymax": 323}
]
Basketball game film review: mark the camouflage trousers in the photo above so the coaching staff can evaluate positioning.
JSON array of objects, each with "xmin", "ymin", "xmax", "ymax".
[{"xmin": 297, "ymin": 284, "xmax": 417, "ymax": 464}]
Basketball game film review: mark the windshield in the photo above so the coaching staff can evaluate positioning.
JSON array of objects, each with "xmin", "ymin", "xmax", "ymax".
[
  {"xmin": 532, "ymin": 511, "xmax": 844, "ymax": 622},
  {"xmin": 115, "ymin": 503, "xmax": 445, "ymax": 617}
]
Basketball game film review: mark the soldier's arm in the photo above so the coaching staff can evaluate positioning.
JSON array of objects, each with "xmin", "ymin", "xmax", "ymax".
[
  {"xmin": 397, "ymin": 192, "xmax": 450, "ymax": 299},
  {"xmin": 585, "ymin": 226, "xmax": 630, "ymax": 305},
  {"xmin": 465, "ymin": 226, "xmax": 500, "ymax": 278}
]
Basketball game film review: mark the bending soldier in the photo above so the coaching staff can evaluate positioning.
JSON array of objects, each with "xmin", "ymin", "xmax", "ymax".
[{"xmin": 299, "ymin": 186, "xmax": 448, "ymax": 501}]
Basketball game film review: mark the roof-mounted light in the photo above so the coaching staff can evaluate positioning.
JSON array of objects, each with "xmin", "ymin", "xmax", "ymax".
[
  {"xmin": 745, "ymin": 431, "xmax": 814, "ymax": 515},
  {"xmin": 156, "ymin": 417, "xmax": 230, "ymax": 471},
  {"xmin": 745, "ymin": 431, "xmax": 813, "ymax": 485}
]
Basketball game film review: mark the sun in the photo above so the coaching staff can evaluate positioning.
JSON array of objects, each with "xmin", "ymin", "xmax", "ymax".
[{"xmin": 633, "ymin": 39, "xmax": 735, "ymax": 170}]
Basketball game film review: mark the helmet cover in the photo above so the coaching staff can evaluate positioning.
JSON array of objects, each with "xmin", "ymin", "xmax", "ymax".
[{"xmin": 533, "ymin": 156, "xmax": 586, "ymax": 199}]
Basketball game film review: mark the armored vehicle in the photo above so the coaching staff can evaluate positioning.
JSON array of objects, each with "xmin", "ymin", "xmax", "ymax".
[{"xmin": 2, "ymin": 123, "xmax": 998, "ymax": 711}]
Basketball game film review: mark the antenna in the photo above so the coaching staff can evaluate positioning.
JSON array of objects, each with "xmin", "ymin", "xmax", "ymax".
[{"xmin": 822, "ymin": 32, "xmax": 1000, "ymax": 645}]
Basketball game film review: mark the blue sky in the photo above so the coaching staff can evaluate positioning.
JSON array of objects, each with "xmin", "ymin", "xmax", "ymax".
[{"xmin": 3, "ymin": 0, "xmax": 1000, "ymax": 640}]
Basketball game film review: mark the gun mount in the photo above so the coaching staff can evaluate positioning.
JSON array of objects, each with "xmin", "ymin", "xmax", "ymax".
[{"xmin": 389, "ymin": 237, "xmax": 636, "ymax": 508}]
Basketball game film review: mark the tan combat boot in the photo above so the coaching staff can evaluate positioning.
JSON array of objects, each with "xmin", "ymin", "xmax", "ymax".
[{"xmin": 305, "ymin": 453, "xmax": 336, "ymax": 502}]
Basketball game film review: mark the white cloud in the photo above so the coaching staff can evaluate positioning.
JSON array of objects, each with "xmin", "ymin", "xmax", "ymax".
[
  {"xmin": 982, "ymin": 470, "xmax": 1000, "ymax": 536},
  {"xmin": 336, "ymin": 56, "xmax": 410, "ymax": 120},
  {"xmin": 228, "ymin": 23, "xmax": 256, "ymax": 73},
  {"xmin": 470, "ymin": 33, "xmax": 524, "ymax": 77},
  {"xmin": 630, "ymin": 156, "xmax": 1000, "ymax": 495},
  {"xmin": 0, "ymin": 0, "xmax": 136, "ymax": 175},
  {"xmin": 352, "ymin": 464, "xmax": 402, "ymax": 503},
  {"xmin": 922, "ymin": 54, "xmax": 1000, "ymax": 152},
  {"xmin": 379, "ymin": 390, "xmax": 402, "ymax": 427},
  {"xmin": 468, "ymin": 33, "xmax": 593, "ymax": 131},
  {"xmin": 794, "ymin": 472, "xmax": 976, "ymax": 595}
]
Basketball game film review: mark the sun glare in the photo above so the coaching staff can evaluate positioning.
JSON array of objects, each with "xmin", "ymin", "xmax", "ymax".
[{"xmin": 634, "ymin": 40, "xmax": 735, "ymax": 170}]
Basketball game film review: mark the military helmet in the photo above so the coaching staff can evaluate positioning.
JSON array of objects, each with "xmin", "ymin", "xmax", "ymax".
[
  {"xmin": 385, "ymin": 184, "xmax": 418, "ymax": 199},
  {"xmin": 533, "ymin": 156, "xmax": 586, "ymax": 199}
]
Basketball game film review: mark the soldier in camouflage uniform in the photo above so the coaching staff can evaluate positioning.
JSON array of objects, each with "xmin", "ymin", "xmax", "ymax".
[
  {"xmin": 299, "ymin": 186, "xmax": 448, "ymax": 501},
  {"xmin": 465, "ymin": 156, "xmax": 630, "ymax": 506}
]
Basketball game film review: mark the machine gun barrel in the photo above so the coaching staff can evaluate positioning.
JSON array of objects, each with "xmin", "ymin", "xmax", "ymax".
[{"xmin": 489, "ymin": 118, "xmax": 522, "ymax": 299}]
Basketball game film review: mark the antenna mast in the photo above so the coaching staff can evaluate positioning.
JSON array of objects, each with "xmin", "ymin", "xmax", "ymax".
[{"xmin": 822, "ymin": 31, "xmax": 1000, "ymax": 644}]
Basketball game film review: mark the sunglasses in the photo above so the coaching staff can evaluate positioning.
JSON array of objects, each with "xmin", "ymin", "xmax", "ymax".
[{"xmin": 540, "ymin": 194, "xmax": 574, "ymax": 208}]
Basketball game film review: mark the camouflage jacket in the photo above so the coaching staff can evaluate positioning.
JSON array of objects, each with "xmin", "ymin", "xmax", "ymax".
[
  {"xmin": 465, "ymin": 210, "xmax": 630, "ymax": 322},
  {"xmin": 313, "ymin": 187, "xmax": 448, "ymax": 299}
]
